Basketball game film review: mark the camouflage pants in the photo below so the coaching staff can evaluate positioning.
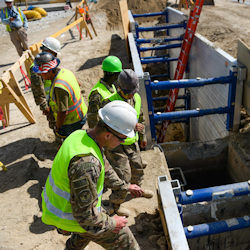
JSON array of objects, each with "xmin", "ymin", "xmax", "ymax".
[
  {"xmin": 65, "ymin": 226, "xmax": 140, "ymax": 250},
  {"xmin": 105, "ymin": 142, "xmax": 144, "ymax": 205}
]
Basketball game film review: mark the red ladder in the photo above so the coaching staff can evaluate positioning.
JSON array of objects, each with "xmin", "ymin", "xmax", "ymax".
[{"xmin": 158, "ymin": 0, "xmax": 204, "ymax": 143}]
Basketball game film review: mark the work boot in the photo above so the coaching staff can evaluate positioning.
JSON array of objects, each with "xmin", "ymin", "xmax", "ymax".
[
  {"xmin": 114, "ymin": 204, "xmax": 130, "ymax": 217},
  {"xmin": 142, "ymin": 189, "xmax": 154, "ymax": 198}
]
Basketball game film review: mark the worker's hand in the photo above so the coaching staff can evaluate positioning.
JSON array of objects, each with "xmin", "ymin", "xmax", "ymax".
[
  {"xmin": 135, "ymin": 123, "xmax": 144, "ymax": 132},
  {"xmin": 113, "ymin": 215, "xmax": 128, "ymax": 233},
  {"xmin": 140, "ymin": 140, "xmax": 147, "ymax": 149},
  {"xmin": 10, "ymin": 17, "xmax": 15, "ymax": 22},
  {"xmin": 42, "ymin": 107, "xmax": 51, "ymax": 116},
  {"xmin": 128, "ymin": 184, "xmax": 143, "ymax": 197}
]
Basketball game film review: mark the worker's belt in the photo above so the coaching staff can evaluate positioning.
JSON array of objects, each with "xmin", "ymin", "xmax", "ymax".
[{"xmin": 10, "ymin": 26, "xmax": 22, "ymax": 31}]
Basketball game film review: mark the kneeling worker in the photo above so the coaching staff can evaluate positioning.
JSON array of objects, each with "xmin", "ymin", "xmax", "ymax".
[
  {"xmin": 41, "ymin": 101, "xmax": 142, "ymax": 250},
  {"xmin": 33, "ymin": 52, "xmax": 87, "ymax": 138}
]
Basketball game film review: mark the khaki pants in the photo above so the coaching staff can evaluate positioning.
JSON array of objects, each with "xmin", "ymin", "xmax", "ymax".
[{"xmin": 9, "ymin": 27, "xmax": 28, "ymax": 56}]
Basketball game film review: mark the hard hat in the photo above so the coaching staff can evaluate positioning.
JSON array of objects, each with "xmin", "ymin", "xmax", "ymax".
[
  {"xmin": 5, "ymin": 0, "xmax": 14, "ymax": 2},
  {"xmin": 102, "ymin": 56, "xmax": 122, "ymax": 73},
  {"xmin": 98, "ymin": 100, "xmax": 137, "ymax": 138},
  {"xmin": 117, "ymin": 69, "xmax": 139, "ymax": 95},
  {"xmin": 33, "ymin": 52, "xmax": 60, "ymax": 74},
  {"xmin": 41, "ymin": 37, "xmax": 61, "ymax": 55}
]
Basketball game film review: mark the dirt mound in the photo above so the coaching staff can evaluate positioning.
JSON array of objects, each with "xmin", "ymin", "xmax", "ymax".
[{"xmin": 95, "ymin": 0, "xmax": 167, "ymax": 28}]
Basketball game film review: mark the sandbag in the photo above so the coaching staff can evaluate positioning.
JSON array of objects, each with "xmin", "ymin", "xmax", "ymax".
[
  {"xmin": 33, "ymin": 7, "xmax": 47, "ymax": 17},
  {"xmin": 23, "ymin": 10, "xmax": 42, "ymax": 20}
]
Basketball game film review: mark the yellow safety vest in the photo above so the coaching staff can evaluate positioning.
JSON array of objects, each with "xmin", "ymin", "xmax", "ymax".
[
  {"xmin": 88, "ymin": 80, "xmax": 116, "ymax": 101},
  {"xmin": 3, "ymin": 7, "xmax": 24, "ymax": 32},
  {"xmin": 41, "ymin": 130, "xmax": 105, "ymax": 233},
  {"xmin": 49, "ymin": 68, "xmax": 88, "ymax": 125}
]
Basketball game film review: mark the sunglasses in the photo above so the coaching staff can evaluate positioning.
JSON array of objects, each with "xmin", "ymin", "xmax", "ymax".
[{"xmin": 105, "ymin": 126, "xmax": 126, "ymax": 143}]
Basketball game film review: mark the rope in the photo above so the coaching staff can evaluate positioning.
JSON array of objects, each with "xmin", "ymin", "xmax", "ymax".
[{"xmin": 19, "ymin": 63, "xmax": 31, "ymax": 90}]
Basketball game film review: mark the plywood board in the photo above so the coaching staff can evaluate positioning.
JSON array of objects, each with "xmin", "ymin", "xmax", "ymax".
[{"xmin": 237, "ymin": 39, "xmax": 250, "ymax": 115}]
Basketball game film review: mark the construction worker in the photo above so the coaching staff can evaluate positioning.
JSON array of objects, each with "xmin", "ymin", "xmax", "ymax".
[
  {"xmin": 0, "ymin": 0, "xmax": 28, "ymax": 56},
  {"xmin": 41, "ymin": 101, "xmax": 142, "ymax": 250},
  {"xmin": 33, "ymin": 52, "xmax": 88, "ymax": 139},
  {"xmin": 102, "ymin": 69, "xmax": 152, "ymax": 216},
  {"xmin": 87, "ymin": 55, "xmax": 122, "ymax": 128},
  {"xmin": 30, "ymin": 37, "xmax": 61, "ymax": 130}
]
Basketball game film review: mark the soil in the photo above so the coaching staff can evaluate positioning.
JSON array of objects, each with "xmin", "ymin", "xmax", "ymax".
[{"xmin": 0, "ymin": 0, "xmax": 249, "ymax": 249}]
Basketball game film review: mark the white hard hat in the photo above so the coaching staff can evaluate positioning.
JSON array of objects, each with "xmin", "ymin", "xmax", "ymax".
[
  {"xmin": 41, "ymin": 37, "xmax": 61, "ymax": 55},
  {"xmin": 5, "ymin": 0, "xmax": 14, "ymax": 2},
  {"xmin": 98, "ymin": 100, "xmax": 137, "ymax": 138}
]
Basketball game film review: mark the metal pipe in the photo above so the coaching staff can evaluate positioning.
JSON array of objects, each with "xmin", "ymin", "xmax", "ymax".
[
  {"xmin": 137, "ymin": 23, "xmax": 185, "ymax": 32},
  {"xmin": 152, "ymin": 95, "xmax": 187, "ymax": 101},
  {"xmin": 180, "ymin": 181, "xmax": 250, "ymax": 205},
  {"xmin": 150, "ymin": 76, "xmax": 233, "ymax": 90},
  {"xmin": 133, "ymin": 11, "xmax": 166, "ymax": 18},
  {"xmin": 141, "ymin": 57, "xmax": 178, "ymax": 64},
  {"xmin": 139, "ymin": 43, "xmax": 182, "ymax": 52},
  {"xmin": 184, "ymin": 216, "xmax": 250, "ymax": 239},
  {"xmin": 154, "ymin": 107, "xmax": 229, "ymax": 122},
  {"xmin": 136, "ymin": 36, "xmax": 183, "ymax": 44}
]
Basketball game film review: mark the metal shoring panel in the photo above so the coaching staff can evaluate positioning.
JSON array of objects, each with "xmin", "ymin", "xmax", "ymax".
[{"xmin": 158, "ymin": 176, "xmax": 189, "ymax": 250}]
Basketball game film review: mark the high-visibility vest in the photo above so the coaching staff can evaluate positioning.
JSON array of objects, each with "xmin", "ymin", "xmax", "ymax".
[
  {"xmin": 49, "ymin": 68, "xmax": 88, "ymax": 125},
  {"xmin": 88, "ymin": 80, "xmax": 116, "ymax": 101},
  {"xmin": 41, "ymin": 130, "xmax": 105, "ymax": 233},
  {"xmin": 3, "ymin": 7, "xmax": 24, "ymax": 32},
  {"xmin": 31, "ymin": 63, "xmax": 51, "ymax": 101},
  {"xmin": 105, "ymin": 92, "xmax": 141, "ymax": 145}
]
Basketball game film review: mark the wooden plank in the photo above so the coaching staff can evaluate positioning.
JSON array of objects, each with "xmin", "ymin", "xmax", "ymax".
[
  {"xmin": 78, "ymin": 13, "xmax": 93, "ymax": 39},
  {"xmin": 119, "ymin": 0, "xmax": 130, "ymax": 57},
  {"xmin": 51, "ymin": 17, "xmax": 84, "ymax": 38},
  {"xmin": 237, "ymin": 39, "xmax": 250, "ymax": 115}
]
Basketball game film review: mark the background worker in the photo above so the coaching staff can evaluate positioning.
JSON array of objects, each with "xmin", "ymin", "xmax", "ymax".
[
  {"xmin": 87, "ymin": 55, "xmax": 122, "ymax": 128},
  {"xmin": 0, "ymin": 0, "xmax": 28, "ymax": 56},
  {"xmin": 33, "ymin": 52, "xmax": 88, "ymax": 139},
  {"xmin": 30, "ymin": 37, "xmax": 61, "ymax": 130},
  {"xmin": 42, "ymin": 101, "xmax": 142, "ymax": 250},
  {"xmin": 102, "ymin": 69, "xmax": 152, "ymax": 216}
]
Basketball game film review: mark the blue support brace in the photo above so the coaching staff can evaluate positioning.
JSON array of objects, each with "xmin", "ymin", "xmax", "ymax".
[
  {"xmin": 133, "ymin": 11, "xmax": 166, "ymax": 18},
  {"xmin": 154, "ymin": 107, "xmax": 229, "ymax": 122},
  {"xmin": 141, "ymin": 57, "xmax": 178, "ymax": 64},
  {"xmin": 150, "ymin": 76, "xmax": 233, "ymax": 90},
  {"xmin": 179, "ymin": 181, "xmax": 250, "ymax": 205},
  {"xmin": 185, "ymin": 216, "xmax": 250, "ymax": 239},
  {"xmin": 139, "ymin": 43, "xmax": 182, "ymax": 52},
  {"xmin": 136, "ymin": 36, "xmax": 183, "ymax": 44},
  {"xmin": 137, "ymin": 23, "xmax": 186, "ymax": 32}
]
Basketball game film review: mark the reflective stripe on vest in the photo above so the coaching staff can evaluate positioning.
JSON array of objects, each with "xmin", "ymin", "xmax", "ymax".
[
  {"xmin": 4, "ymin": 7, "xmax": 23, "ymax": 32},
  {"xmin": 49, "ymin": 69, "xmax": 88, "ymax": 125},
  {"xmin": 88, "ymin": 81, "xmax": 116, "ymax": 101},
  {"xmin": 42, "ymin": 130, "xmax": 105, "ymax": 233}
]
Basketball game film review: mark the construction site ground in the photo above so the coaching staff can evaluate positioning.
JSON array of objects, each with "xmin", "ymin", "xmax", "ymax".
[{"xmin": 0, "ymin": 0, "xmax": 249, "ymax": 249}]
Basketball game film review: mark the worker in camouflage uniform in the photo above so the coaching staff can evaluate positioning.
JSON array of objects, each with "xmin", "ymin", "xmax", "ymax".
[
  {"xmin": 41, "ymin": 101, "xmax": 142, "ymax": 250},
  {"xmin": 87, "ymin": 55, "xmax": 122, "ymax": 128},
  {"xmin": 33, "ymin": 52, "xmax": 88, "ymax": 139},
  {"xmin": 30, "ymin": 37, "xmax": 61, "ymax": 130},
  {"xmin": 102, "ymin": 69, "xmax": 153, "ymax": 217}
]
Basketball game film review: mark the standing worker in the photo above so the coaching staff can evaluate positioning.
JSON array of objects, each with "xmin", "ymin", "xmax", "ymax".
[
  {"xmin": 101, "ymin": 69, "xmax": 152, "ymax": 216},
  {"xmin": 87, "ymin": 55, "xmax": 122, "ymax": 128},
  {"xmin": 42, "ymin": 101, "xmax": 142, "ymax": 250},
  {"xmin": 30, "ymin": 37, "xmax": 61, "ymax": 130},
  {"xmin": 33, "ymin": 52, "xmax": 88, "ymax": 139},
  {"xmin": 0, "ymin": 0, "xmax": 28, "ymax": 56}
]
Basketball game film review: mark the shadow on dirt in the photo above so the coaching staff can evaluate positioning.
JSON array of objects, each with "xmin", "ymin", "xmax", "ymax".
[
  {"xmin": 0, "ymin": 137, "xmax": 57, "ymax": 165},
  {"xmin": 129, "ymin": 211, "xmax": 167, "ymax": 250},
  {"xmin": 77, "ymin": 33, "xmax": 131, "ymax": 72}
]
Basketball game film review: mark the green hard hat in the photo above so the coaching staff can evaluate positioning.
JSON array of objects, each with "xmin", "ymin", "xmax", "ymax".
[{"xmin": 102, "ymin": 56, "xmax": 122, "ymax": 73}]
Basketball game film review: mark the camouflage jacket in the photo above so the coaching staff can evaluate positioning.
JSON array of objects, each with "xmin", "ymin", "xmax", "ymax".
[
  {"xmin": 68, "ymin": 154, "xmax": 129, "ymax": 234},
  {"xmin": 87, "ymin": 79, "xmax": 116, "ymax": 129}
]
